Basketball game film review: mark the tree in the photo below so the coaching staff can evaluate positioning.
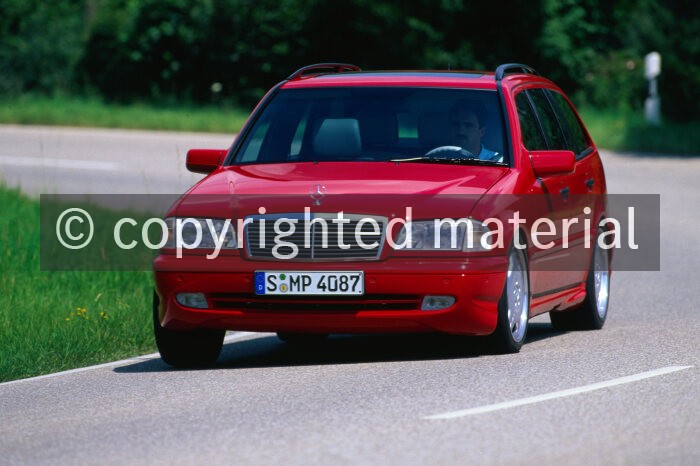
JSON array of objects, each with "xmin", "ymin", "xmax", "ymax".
[{"xmin": 0, "ymin": 0, "xmax": 84, "ymax": 94}]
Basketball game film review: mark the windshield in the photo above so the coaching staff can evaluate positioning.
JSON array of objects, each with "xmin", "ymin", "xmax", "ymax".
[{"xmin": 232, "ymin": 87, "xmax": 507, "ymax": 165}]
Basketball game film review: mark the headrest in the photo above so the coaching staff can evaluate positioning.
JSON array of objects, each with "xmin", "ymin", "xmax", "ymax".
[{"xmin": 312, "ymin": 118, "xmax": 362, "ymax": 158}]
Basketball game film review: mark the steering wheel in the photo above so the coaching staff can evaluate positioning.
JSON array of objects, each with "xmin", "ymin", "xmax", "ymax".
[{"xmin": 424, "ymin": 145, "xmax": 475, "ymax": 158}]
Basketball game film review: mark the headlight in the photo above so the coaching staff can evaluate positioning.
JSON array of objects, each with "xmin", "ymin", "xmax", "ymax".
[
  {"xmin": 395, "ymin": 219, "xmax": 491, "ymax": 251},
  {"xmin": 162, "ymin": 217, "xmax": 237, "ymax": 249}
]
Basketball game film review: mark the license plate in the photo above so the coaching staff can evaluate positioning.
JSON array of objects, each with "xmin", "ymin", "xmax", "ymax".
[{"xmin": 254, "ymin": 271, "xmax": 364, "ymax": 296}]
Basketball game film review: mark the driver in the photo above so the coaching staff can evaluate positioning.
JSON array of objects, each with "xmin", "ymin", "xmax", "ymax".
[{"xmin": 449, "ymin": 100, "xmax": 501, "ymax": 161}]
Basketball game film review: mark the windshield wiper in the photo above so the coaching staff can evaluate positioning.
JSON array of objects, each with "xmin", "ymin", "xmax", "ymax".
[{"xmin": 389, "ymin": 156, "xmax": 505, "ymax": 166}]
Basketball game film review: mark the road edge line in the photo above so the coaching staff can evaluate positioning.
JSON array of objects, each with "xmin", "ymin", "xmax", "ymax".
[{"xmin": 0, "ymin": 332, "xmax": 257, "ymax": 388}]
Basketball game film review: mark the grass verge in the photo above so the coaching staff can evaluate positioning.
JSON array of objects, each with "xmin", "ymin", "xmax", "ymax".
[
  {"xmin": 0, "ymin": 186, "xmax": 155, "ymax": 383},
  {"xmin": 0, "ymin": 94, "xmax": 250, "ymax": 133},
  {"xmin": 578, "ymin": 107, "xmax": 700, "ymax": 155}
]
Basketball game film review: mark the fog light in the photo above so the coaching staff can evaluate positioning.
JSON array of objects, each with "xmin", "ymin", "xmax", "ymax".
[
  {"xmin": 176, "ymin": 292, "xmax": 208, "ymax": 309},
  {"xmin": 421, "ymin": 295, "xmax": 456, "ymax": 311}
]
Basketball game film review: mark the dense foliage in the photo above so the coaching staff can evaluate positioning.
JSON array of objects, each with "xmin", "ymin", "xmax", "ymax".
[{"xmin": 1, "ymin": 0, "xmax": 697, "ymax": 119}]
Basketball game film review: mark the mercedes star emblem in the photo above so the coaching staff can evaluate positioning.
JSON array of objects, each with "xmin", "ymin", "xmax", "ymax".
[{"xmin": 309, "ymin": 184, "xmax": 327, "ymax": 205}]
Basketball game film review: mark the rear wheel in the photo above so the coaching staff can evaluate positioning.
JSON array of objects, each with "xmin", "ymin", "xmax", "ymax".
[
  {"xmin": 550, "ymin": 227, "xmax": 611, "ymax": 331},
  {"xmin": 153, "ymin": 292, "xmax": 225, "ymax": 368},
  {"xmin": 490, "ymin": 243, "xmax": 530, "ymax": 353}
]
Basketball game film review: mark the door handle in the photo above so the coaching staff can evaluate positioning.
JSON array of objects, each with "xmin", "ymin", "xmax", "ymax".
[
  {"xmin": 585, "ymin": 178, "xmax": 595, "ymax": 190},
  {"xmin": 560, "ymin": 186, "xmax": 570, "ymax": 199}
]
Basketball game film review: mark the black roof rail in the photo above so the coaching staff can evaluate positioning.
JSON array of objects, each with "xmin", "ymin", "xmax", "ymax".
[
  {"xmin": 287, "ymin": 63, "xmax": 362, "ymax": 81},
  {"xmin": 495, "ymin": 63, "xmax": 540, "ymax": 81}
]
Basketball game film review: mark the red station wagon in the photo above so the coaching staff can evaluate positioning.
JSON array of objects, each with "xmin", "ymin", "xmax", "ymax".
[{"xmin": 153, "ymin": 63, "xmax": 611, "ymax": 367}]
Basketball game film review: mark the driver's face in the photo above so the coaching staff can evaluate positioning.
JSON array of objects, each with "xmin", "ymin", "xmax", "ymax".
[{"xmin": 450, "ymin": 110, "xmax": 484, "ymax": 155}]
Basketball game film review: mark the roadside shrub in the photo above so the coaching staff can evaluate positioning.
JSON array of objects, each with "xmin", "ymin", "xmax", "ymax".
[
  {"xmin": 0, "ymin": 0, "xmax": 84, "ymax": 94},
  {"xmin": 574, "ymin": 51, "xmax": 647, "ymax": 112},
  {"xmin": 80, "ymin": 0, "xmax": 213, "ymax": 102}
]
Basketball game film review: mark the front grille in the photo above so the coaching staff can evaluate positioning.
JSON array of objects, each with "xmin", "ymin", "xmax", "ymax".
[
  {"xmin": 208, "ymin": 293, "xmax": 421, "ymax": 312},
  {"xmin": 245, "ymin": 214, "xmax": 386, "ymax": 260}
]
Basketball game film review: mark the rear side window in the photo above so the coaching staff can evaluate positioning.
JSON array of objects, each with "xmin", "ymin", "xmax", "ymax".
[
  {"xmin": 548, "ymin": 91, "xmax": 590, "ymax": 155},
  {"xmin": 515, "ymin": 92, "xmax": 546, "ymax": 150},
  {"xmin": 527, "ymin": 88, "xmax": 568, "ymax": 150}
]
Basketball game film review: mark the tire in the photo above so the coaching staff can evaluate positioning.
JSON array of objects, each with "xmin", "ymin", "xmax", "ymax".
[
  {"xmin": 153, "ymin": 292, "xmax": 225, "ymax": 368},
  {"xmin": 277, "ymin": 332, "xmax": 329, "ymax": 346},
  {"xmin": 550, "ymin": 227, "xmax": 611, "ymax": 331},
  {"xmin": 490, "ymin": 242, "xmax": 530, "ymax": 353}
]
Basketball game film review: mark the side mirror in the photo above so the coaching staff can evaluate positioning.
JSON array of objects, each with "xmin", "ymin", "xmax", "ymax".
[
  {"xmin": 530, "ymin": 150, "xmax": 575, "ymax": 177},
  {"xmin": 186, "ymin": 149, "xmax": 227, "ymax": 174}
]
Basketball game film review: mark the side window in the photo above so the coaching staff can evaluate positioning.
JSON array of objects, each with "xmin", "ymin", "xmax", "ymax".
[
  {"xmin": 239, "ymin": 100, "xmax": 308, "ymax": 162},
  {"xmin": 527, "ymin": 88, "xmax": 567, "ymax": 150},
  {"xmin": 515, "ymin": 92, "xmax": 547, "ymax": 150},
  {"xmin": 397, "ymin": 113, "xmax": 418, "ymax": 138},
  {"xmin": 548, "ymin": 91, "xmax": 590, "ymax": 155},
  {"xmin": 289, "ymin": 105, "xmax": 311, "ymax": 158},
  {"xmin": 238, "ymin": 120, "xmax": 270, "ymax": 162}
]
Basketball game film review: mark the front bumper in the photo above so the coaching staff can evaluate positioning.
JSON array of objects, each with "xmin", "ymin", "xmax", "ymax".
[{"xmin": 153, "ymin": 255, "xmax": 507, "ymax": 336}]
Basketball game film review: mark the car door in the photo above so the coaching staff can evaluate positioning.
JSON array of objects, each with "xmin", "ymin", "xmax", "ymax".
[
  {"xmin": 515, "ymin": 88, "xmax": 582, "ymax": 296},
  {"xmin": 545, "ymin": 89, "xmax": 603, "ymax": 274}
]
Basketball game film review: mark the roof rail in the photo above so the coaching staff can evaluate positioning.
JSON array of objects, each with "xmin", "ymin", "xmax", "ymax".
[
  {"xmin": 287, "ymin": 63, "xmax": 362, "ymax": 81},
  {"xmin": 495, "ymin": 63, "xmax": 539, "ymax": 81}
]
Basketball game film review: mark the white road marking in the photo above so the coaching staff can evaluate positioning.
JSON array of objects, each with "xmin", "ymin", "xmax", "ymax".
[
  {"xmin": 425, "ymin": 365, "xmax": 694, "ymax": 420},
  {"xmin": 0, "ymin": 155, "xmax": 118, "ymax": 171},
  {"xmin": 0, "ymin": 332, "xmax": 259, "ymax": 388}
]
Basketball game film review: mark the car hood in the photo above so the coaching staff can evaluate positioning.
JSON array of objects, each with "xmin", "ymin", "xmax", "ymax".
[
  {"xmin": 191, "ymin": 162, "xmax": 507, "ymax": 195},
  {"xmin": 174, "ymin": 162, "xmax": 508, "ymax": 218}
]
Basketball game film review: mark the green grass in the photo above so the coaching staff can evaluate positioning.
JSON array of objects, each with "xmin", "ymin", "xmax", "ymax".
[
  {"xmin": 0, "ymin": 187, "xmax": 156, "ymax": 382},
  {"xmin": 578, "ymin": 107, "xmax": 700, "ymax": 155},
  {"xmin": 0, "ymin": 94, "xmax": 250, "ymax": 133}
]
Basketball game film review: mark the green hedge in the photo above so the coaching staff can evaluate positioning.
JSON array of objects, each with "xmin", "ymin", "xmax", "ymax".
[{"xmin": 1, "ymin": 0, "xmax": 698, "ymax": 120}]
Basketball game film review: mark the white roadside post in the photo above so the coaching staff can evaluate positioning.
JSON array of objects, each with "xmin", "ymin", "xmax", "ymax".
[{"xmin": 644, "ymin": 51, "xmax": 661, "ymax": 126}]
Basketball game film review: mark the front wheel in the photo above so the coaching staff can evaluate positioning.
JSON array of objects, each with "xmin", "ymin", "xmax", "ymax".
[
  {"xmin": 490, "ymin": 243, "xmax": 530, "ymax": 353},
  {"xmin": 153, "ymin": 292, "xmax": 225, "ymax": 368}
]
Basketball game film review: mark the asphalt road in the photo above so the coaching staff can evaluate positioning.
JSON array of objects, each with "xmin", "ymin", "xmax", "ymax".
[
  {"xmin": 1, "ymin": 125, "xmax": 699, "ymax": 465},
  {"xmin": 0, "ymin": 125, "xmax": 230, "ymax": 195}
]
